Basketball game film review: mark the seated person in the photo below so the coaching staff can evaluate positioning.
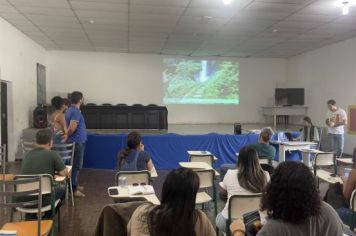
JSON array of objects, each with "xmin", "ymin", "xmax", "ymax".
[
  {"xmin": 117, "ymin": 131, "xmax": 155, "ymax": 171},
  {"xmin": 21, "ymin": 129, "xmax": 69, "ymax": 218},
  {"xmin": 299, "ymin": 116, "xmax": 320, "ymax": 142},
  {"xmin": 230, "ymin": 161, "xmax": 344, "ymax": 236},
  {"xmin": 220, "ymin": 127, "xmax": 276, "ymax": 179},
  {"xmin": 216, "ymin": 146, "xmax": 270, "ymax": 233},
  {"xmin": 127, "ymin": 167, "xmax": 215, "ymax": 236}
]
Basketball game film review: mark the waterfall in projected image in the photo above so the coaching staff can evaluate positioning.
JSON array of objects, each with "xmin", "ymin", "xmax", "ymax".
[{"xmin": 199, "ymin": 60, "xmax": 208, "ymax": 82}]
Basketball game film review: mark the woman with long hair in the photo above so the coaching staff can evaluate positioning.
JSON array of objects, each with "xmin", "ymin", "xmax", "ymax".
[
  {"xmin": 230, "ymin": 161, "xmax": 344, "ymax": 236},
  {"xmin": 216, "ymin": 145, "xmax": 269, "ymax": 233},
  {"xmin": 127, "ymin": 167, "xmax": 215, "ymax": 236},
  {"xmin": 117, "ymin": 131, "xmax": 154, "ymax": 171},
  {"xmin": 50, "ymin": 96, "xmax": 68, "ymax": 144}
]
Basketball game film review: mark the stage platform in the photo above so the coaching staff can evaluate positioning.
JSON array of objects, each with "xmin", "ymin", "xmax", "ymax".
[{"xmin": 83, "ymin": 123, "xmax": 301, "ymax": 170}]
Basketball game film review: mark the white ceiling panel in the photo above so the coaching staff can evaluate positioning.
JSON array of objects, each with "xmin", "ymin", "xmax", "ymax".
[
  {"xmin": 15, "ymin": 6, "xmax": 74, "ymax": 16},
  {"xmin": 70, "ymin": 1, "xmax": 127, "ymax": 12},
  {"xmin": 130, "ymin": 0, "xmax": 189, "ymax": 7},
  {"xmin": 8, "ymin": 0, "xmax": 70, "ymax": 8},
  {"xmin": 0, "ymin": 0, "xmax": 355, "ymax": 57}
]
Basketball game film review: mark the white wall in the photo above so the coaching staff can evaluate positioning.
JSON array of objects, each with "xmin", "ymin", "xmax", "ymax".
[
  {"xmin": 47, "ymin": 51, "xmax": 286, "ymax": 124},
  {"xmin": 287, "ymin": 37, "xmax": 356, "ymax": 155},
  {"xmin": 0, "ymin": 17, "xmax": 46, "ymax": 161}
]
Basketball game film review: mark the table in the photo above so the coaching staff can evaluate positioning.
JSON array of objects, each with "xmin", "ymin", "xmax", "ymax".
[
  {"xmin": 300, "ymin": 149, "xmax": 326, "ymax": 167},
  {"xmin": 337, "ymin": 158, "xmax": 353, "ymax": 165},
  {"xmin": 179, "ymin": 162, "xmax": 220, "ymax": 176},
  {"xmin": 108, "ymin": 186, "xmax": 160, "ymax": 205},
  {"xmin": 271, "ymin": 141, "xmax": 316, "ymax": 163},
  {"xmin": 316, "ymin": 169, "xmax": 342, "ymax": 184},
  {"xmin": 261, "ymin": 106, "xmax": 308, "ymax": 129},
  {"xmin": 187, "ymin": 150, "xmax": 218, "ymax": 163}
]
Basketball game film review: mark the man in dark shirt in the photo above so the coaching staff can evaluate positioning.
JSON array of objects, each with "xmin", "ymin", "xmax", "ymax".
[{"xmin": 21, "ymin": 129, "xmax": 69, "ymax": 218}]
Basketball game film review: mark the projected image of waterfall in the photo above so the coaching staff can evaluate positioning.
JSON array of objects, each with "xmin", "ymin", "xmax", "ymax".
[{"xmin": 163, "ymin": 58, "xmax": 239, "ymax": 104}]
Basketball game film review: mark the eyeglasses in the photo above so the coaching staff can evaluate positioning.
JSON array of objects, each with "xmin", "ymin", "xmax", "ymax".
[{"xmin": 132, "ymin": 182, "xmax": 147, "ymax": 186}]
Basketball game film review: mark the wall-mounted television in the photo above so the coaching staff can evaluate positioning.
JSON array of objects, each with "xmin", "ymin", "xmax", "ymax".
[{"xmin": 275, "ymin": 88, "xmax": 305, "ymax": 106}]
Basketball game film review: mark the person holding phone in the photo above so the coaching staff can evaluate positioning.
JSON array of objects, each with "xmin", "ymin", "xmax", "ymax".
[
  {"xmin": 231, "ymin": 162, "xmax": 345, "ymax": 236},
  {"xmin": 117, "ymin": 131, "xmax": 155, "ymax": 171},
  {"xmin": 216, "ymin": 146, "xmax": 269, "ymax": 233}
]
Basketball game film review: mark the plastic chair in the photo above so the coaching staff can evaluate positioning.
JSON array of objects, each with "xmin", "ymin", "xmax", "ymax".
[
  {"xmin": 189, "ymin": 154, "xmax": 214, "ymax": 167},
  {"xmin": 0, "ymin": 175, "xmax": 53, "ymax": 236},
  {"xmin": 194, "ymin": 169, "xmax": 217, "ymax": 217},
  {"xmin": 115, "ymin": 171, "xmax": 151, "ymax": 186},
  {"xmin": 313, "ymin": 152, "xmax": 336, "ymax": 176},
  {"xmin": 226, "ymin": 193, "xmax": 263, "ymax": 236},
  {"xmin": 14, "ymin": 174, "xmax": 60, "ymax": 233}
]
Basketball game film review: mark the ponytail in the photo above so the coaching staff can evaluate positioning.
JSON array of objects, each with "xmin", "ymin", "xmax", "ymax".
[{"xmin": 117, "ymin": 147, "xmax": 130, "ymax": 169}]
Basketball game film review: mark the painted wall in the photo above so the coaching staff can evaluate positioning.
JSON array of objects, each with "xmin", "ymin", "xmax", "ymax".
[
  {"xmin": 287, "ymin": 37, "xmax": 356, "ymax": 155},
  {"xmin": 47, "ymin": 51, "xmax": 286, "ymax": 124},
  {"xmin": 0, "ymin": 17, "xmax": 46, "ymax": 161}
]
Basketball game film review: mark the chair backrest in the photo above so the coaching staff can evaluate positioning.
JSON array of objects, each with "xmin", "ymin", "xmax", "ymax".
[
  {"xmin": 350, "ymin": 189, "xmax": 356, "ymax": 212},
  {"xmin": 52, "ymin": 142, "xmax": 75, "ymax": 163},
  {"xmin": 115, "ymin": 171, "xmax": 151, "ymax": 186},
  {"xmin": 15, "ymin": 174, "xmax": 53, "ymax": 196},
  {"xmin": 228, "ymin": 193, "xmax": 263, "ymax": 220},
  {"xmin": 189, "ymin": 155, "xmax": 214, "ymax": 166},
  {"xmin": 313, "ymin": 152, "xmax": 335, "ymax": 175},
  {"xmin": 194, "ymin": 169, "xmax": 215, "ymax": 188},
  {"xmin": 20, "ymin": 138, "xmax": 36, "ymax": 156},
  {"xmin": 0, "ymin": 176, "xmax": 43, "ymax": 236}
]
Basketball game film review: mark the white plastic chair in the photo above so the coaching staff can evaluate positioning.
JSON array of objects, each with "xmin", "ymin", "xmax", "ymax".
[{"xmin": 115, "ymin": 170, "xmax": 151, "ymax": 186}]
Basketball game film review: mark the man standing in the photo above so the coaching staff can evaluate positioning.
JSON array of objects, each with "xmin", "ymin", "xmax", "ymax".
[
  {"xmin": 66, "ymin": 91, "xmax": 87, "ymax": 197},
  {"xmin": 325, "ymin": 99, "xmax": 347, "ymax": 158},
  {"xmin": 21, "ymin": 129, "xmax": 69, "ymax": 216}
]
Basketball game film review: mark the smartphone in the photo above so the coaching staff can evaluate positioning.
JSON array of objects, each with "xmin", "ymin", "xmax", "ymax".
[
  {"xmin": 344, "ymin": 168, "xmax": 352, "ymax": 178},
  {"xmin": 108, "ymin": 188, "xmax": 119, "ymax": 196}
]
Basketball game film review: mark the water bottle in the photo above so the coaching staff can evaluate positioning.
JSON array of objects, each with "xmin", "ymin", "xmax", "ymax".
[{"xmin": 119, "ymin": 177, "xmax": 127, "ymax": 187}]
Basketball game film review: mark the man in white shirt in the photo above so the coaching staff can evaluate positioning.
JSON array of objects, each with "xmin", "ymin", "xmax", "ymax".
[{"xmin": 325, "ymin": 99, "xmax": 347, "ymax": 158}]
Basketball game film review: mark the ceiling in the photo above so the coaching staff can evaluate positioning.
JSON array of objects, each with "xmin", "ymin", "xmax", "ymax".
[{"xmin": 1, "ymin": 0, "xmax": 356, "ymax": 58}]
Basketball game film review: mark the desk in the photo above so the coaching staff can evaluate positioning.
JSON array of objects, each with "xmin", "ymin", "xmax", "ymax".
[
  {"xmin": 316, "ymin": 170, "xmax": 342, "ymax": 184},
  {"xmin": 337, "ymin": 158, "xmax": 353, "ymax": 165},
  {"xmin": 179, "ymin": 162, "xmax": 220, "ymax": 176},
  {"xmin": 108, "ymin": 186, "xmax": 160, "ymax": 205},
  {"xmin": 54, "ymin": 165, "xmax": 72, "ymax": 182},
  {"xmin": 261, "ymin": 106, "xmax": 308, "ymax": 129},
  {"xmin": 271, "ymin": 141, "xmax": 316, "ymax": 163},
  {"xmin": 300, "ymin": 149, "xmax": 326, "ymax": 167},
  {"xmin": 150, "ymin": 168, "xmax": 158, "ymax": 178}
]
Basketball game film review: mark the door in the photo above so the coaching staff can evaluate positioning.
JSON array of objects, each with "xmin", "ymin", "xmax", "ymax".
[{"xmin": 1, "ymin": 81, "xmax": 8, "ymax": 160}]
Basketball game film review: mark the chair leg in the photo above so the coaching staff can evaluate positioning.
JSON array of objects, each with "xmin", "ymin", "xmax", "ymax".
[{"xmin": 69, "ymin": 176, "xmax": 75, "ymax": 206}]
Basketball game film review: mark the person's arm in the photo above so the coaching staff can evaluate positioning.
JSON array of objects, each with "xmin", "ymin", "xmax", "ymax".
[
  {"xmin": 67, "ymin": 120, "xmax": 78, "ymax": 136},
  {"xmin": 58, "ymin": 167, "xmax": 69, "ymax": 177},
  {"xmin": 146, "ymin": 159, "xmax": 154, "ymax": 171},
  {"xmin": 343, "ymin": 170, "xmax": 356, "ymax": 200},
  {"xmin": 230, "ymin": 219, "xmax": 245, "ymax": 236},
  {"xmin": 334, "ymin": 111, "xmax": 347, "ymax": 127},
  {"xmin": 59, "ymin": 114, "xmax": 68, "ymax": 142}
]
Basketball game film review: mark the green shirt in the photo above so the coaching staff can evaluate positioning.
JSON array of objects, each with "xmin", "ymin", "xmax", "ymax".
[
  {"xmin": 250, "ymin": 143, "xmax": 276, "ymax": 160},
  {"xmin": 21, "ymin": 147, "xmax": 66, "ymax": 177}
]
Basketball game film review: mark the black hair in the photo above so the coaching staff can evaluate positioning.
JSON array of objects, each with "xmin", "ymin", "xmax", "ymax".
[
  {"xmin": 327, "ymin": 99, "xmax": 336, "ymax": 105},
  {"xmin": 145, "ymin": 167, "xmax": 200, "ymax": 236},
  {"xmin": 260, "ymin": 161, "xmax": 321, "ymax": 224},
  {"xmin": 36, "ymin": 129, "xmax": 53, "ymax": 145},
  {"xmin": 70, "ymin": 91, "xmax": 83, "ymax": 104},
  {"xmin": 51, "ymin": 96, "xmax": 64, "ymax": 110},
  {"xmin": 303, "ymin": 116, "xmax": 313, "ymax": 125},
  {"xmin": 117, "ymin": 131, "xmax": 142, "ymax": 169}
]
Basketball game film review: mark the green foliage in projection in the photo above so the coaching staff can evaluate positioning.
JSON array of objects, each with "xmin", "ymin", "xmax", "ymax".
[{"xmin": 203, "ymin": 62, "xmax": 239, "ymax": 99}]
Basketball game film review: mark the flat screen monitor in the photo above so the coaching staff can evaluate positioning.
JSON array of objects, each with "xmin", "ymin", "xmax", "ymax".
[{"xmin": 275, "ymin": 88, "xmax": 304, "ymax": 106}]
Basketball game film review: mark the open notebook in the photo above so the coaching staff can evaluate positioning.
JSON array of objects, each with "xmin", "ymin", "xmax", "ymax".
[{"xmin": 128, "ymin": 185, "xmax": 155, "ymax": 195}]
